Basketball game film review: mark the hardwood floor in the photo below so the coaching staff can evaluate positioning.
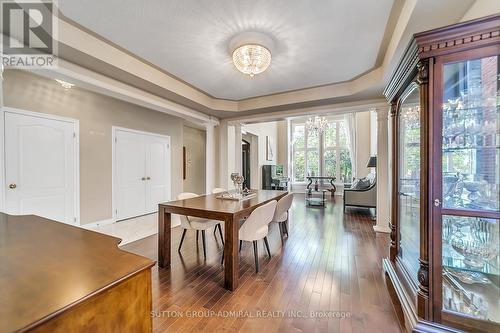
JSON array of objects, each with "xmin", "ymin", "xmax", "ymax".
[{"xmin": 122, "ymin": 195, "xmax": 403, "ymax": 333}]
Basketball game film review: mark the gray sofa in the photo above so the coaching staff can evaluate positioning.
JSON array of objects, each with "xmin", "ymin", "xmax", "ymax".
[{"xmin": 343, "ymin": 175, "xmax": 377, "ymax": 212}]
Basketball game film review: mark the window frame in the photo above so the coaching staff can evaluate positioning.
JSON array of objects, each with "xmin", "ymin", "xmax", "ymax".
[{"xmin": 291, "ymin": 118, "xmax": 352, "ymax": 184}]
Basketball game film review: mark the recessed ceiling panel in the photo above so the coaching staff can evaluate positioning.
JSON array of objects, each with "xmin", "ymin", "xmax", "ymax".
[{"xmin": 59, "ymin": 0, "xmax": 394, "ymax": 100}]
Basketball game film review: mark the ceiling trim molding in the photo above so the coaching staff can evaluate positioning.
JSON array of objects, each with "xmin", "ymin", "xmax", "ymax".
[
  {"xmin": 227, "ymin": 99, "xmax": 388, "ymax": 125},
  {"xmin": 51, "ymin": 7, "xmax": 408, "ymax": 114},
  {"xmin": 57, "ymin": 3, "xmax": 403, "ymax": 103},
  {"xmin": 28, "ymin": 58, "xmax": 214, "ymax": 125}
]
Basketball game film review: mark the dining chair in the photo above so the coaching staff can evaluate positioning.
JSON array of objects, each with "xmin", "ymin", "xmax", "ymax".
[
  {"xmin": 177, "ymin": 192, "xmax": 223, "ymax": 259},
  {"xmin": 271, "ymin": 193, "xmax": 294, "ymax": 245},
  {"xmin": 222, "ymin": 200, "xmax": 277, "ymax": 272}
]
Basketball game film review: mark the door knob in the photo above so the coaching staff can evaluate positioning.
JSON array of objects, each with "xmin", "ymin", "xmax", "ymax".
[
  {"xmin": 9, "ymin": 183, "xmax": 17, "ymax": 189},
  {"xmin": 141, "ymin": 177, "xmax": 146, "ymax": 181},
  {"xmin": 146, "ymin": 177, "xmax": 151, "ymax": 180},
  {"xmin": 434, "ymin": 199, "xmax": 441, "ymax": 207}
]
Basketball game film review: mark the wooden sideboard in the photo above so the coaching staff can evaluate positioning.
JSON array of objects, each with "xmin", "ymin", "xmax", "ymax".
[{"xmin": 0, "ymin": 213, "xmax": 155, "ymax": 332}]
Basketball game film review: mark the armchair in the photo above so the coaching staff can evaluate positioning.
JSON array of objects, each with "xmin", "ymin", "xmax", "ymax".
[{"xmin": 343, "ymin": 177, "xmax": 377, "ymax": 212}]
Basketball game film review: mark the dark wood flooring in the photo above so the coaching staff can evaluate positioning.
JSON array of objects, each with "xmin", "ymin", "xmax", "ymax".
[{"xmin": 122, "ymin": 195, "xmax": 403, "ymax": 333}]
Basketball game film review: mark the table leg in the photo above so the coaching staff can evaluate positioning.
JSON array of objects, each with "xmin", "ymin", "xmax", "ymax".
[
  {"xmin": 158, "ymin": 207, "xmax": 171, "ymax": 268},
  {"xmin": 223, "ymin": 215, "xmax": 239, "ymax": 291},
  {"xmin": 330, "ymin": 178, "xmax": 337, "ymax": 195}
]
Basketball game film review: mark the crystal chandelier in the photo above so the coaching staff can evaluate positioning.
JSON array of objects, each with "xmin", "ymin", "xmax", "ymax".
[
  {"xmin": 306, "ymin": 116, "xmax": 329, "ymax": 133},
  {"xmin": 402, "ymin": 105, "xmax": 420, "ymax": 127},
  {"xmin": 232, "ymin": 44, "xmax": 271, "ymax": 77}
]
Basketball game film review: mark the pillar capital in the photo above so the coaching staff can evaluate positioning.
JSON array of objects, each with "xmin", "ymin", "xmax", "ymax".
[
  {"xmin": 204, "ymin": 116, "xmax": 219, "ymax": 129},
  {"xmin": 376, "ymin": 107, "xmax": 389, "ymax": 121}
]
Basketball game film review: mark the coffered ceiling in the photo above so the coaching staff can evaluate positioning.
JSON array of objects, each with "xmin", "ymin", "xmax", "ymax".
[{"xmin": 59, "ymin": 0, "xmax": 394, "ymax": 101}]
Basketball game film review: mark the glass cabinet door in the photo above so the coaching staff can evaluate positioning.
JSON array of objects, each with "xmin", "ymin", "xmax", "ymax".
[
  {"xmin": 440, "ymin": 54, "xmax": 499, "ymax": 324},
  {"xmin": 398, "ymin": 86, "xmax": 421, "ymax": 280}
]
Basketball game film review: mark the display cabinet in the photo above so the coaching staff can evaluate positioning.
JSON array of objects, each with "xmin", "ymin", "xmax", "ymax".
[{"xmin": 383, "ymin": 15, "xmax": 499, "ymax": 333}]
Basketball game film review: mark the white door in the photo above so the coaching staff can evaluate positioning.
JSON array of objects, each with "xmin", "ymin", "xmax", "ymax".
[
  {"xmin": 4, "ymin": 111, "xmax": 77, "ymax": 225},
  {"xmin": 114, "ymin": 130, "xmax": 147, "ymax": 220},
  {"xmin": 114, "ymin": 128, "xmax": 170, "ymax": 221},
  {"xmin": 146, "ymin": 135, "xmax": 170, "ymax": 212}
]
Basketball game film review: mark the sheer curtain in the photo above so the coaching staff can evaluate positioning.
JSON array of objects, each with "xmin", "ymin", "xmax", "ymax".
[{"xmin": 344, "ymin": 113, "xmax": 357, "ymax": 181}]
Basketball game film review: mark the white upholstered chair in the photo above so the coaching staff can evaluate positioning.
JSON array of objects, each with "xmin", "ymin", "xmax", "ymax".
[
  {"xmin": 177, "ymin": 192, "xmax": 223, "ymax": 259},
  {"xmin": 271, "ymin": 193, "xmax": 294, "ymax": 245},
  {"xmin": 222, "ymin": 200, "xmax": 277, "ymax": 272}
]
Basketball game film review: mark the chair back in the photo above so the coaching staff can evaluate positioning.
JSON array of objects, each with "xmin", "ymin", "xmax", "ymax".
[
  {"xmin": 177, "ymin": 192, "xmax": 199, "ymax": 229},
  {"xmin": 212, "ymin": 188, "xmax": 227, "ymax": 194},
  {"xmin": 273, "ymin": 193, "xmax": 294, "ymax": 222},
  {"xmin": 239, "ymin": 200, "xmax": 277, "ymax": 240}
]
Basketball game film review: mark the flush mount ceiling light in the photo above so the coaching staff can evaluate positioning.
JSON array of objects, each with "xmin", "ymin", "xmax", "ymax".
[
  {"xmin": 232, "ymin": 44, "xmax": 271, "ymax": 77},
  {"xmin": 55, "ymin": 79, "xmax": 74, "ymax": 90}
]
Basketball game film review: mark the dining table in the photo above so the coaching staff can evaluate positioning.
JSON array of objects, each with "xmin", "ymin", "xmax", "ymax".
[{"xmin": 158, "ymin": 190, "xmax": 287, "ymax": 291}]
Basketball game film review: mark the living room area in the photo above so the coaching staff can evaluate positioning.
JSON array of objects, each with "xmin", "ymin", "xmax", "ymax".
[{"xmin": 1, "ymin": 1, "xmax": 499, "ymax": 332}]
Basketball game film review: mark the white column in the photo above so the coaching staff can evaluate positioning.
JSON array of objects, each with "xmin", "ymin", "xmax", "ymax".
[
  {"xmin": 374, "ymin": 107, "xmax": 391, "ymax": 233},
  {"xmin": 234, "ymin": 123, "xmax": 242, "ymax": 175},
  {"xmin": 218, "ymin": 120, "xmax": 229, "ymax": 189},
  {"xmin": 0, "ymin": 62, "xmax": 3, "ymax": 108},
  {"xmin": 205, "ymin": 120, "xmax": 216, "ymax": 194}
]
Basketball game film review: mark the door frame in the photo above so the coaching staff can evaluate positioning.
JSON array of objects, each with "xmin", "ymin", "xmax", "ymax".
[
  {"xmin": 0, "ymin": 107, "xmax": 81, "ymax": 224},
  {"xmin": 112, "ymin": 126, "xmax": 171, "ymax": 222}
]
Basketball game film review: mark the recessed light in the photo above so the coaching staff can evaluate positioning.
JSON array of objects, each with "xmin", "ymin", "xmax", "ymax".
[{"xmin": 55, "ymin": 79, "xmax": 74, "ymax": 90}]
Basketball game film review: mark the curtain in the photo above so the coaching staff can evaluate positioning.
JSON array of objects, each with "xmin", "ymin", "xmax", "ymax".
[{"xmin": 344, "ymin": 113, "xmax": 357, "ymax": 181}]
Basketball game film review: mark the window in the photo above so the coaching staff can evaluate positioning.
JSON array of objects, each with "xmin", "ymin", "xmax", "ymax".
[{"xmin": 291, "ymin": 119, "xmax": 352, "ymax": 183}]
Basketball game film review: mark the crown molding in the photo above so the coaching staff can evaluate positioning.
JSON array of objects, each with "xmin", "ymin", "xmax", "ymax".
[{"xmin": 52, "ymin": 11, "xmax": 406, "ymax": 116}]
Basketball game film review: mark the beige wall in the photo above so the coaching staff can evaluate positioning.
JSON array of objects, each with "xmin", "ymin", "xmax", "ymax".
[
  {"xmin": 276, "ymin": 120, "xmax": 288, "ymax": 176},
  {"xmin": 461, "ymin": 0, "xmax": 500, "ymax": 21},
  {"xmin": 3, "ymin": 69, "xmax": 185, "ymax": 225},
  {"xmin": 182, "ymin": 126, "xmax": 206, "ymax": 194}
]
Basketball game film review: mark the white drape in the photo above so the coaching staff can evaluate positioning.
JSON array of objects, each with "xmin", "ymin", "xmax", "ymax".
[{"xmin": 344, "ymin": 113, "xmax": 357, "ymax": 181}]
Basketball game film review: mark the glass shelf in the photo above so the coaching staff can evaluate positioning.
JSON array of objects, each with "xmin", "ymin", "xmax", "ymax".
[
  {"xmin": 440, "ymin": 55, "xmax": 499, "ymax": 324},
  {"xmin": 443, "ymin": 146, "xmax": 500, "ymax": 152}
]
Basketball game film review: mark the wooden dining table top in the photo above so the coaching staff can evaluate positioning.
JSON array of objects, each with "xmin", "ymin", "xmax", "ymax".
[
  {"xmin": 158, "ymin": 190, "xmax": 288, "ymax": 291},
  {"xmin": 0, "ymin": 212, "xmax": 154, "ymax": 332},
  {"xmin": 159, "ymin": 190, "xmax": 288, "ymax": 218}
]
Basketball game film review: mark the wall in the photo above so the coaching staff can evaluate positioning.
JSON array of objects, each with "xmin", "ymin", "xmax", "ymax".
[
  {"xmin": 182, "ymin": 126, "xmax": 206, "ymax": 194},
  {"xmin": 3, "ymin": 69, "xmax": 185, "ymax": 225},
  {"xmin": 244, "ymin": 122, "xmax": 278, "ymax": 189},
  {"xmin": 276, "ymin": 120, "xmax": 288, "ymax": 176},
  {"xmin": 460, "ymin": 0, "xmax": 500, "ymax": 21},
  {"xmin": 355, "ymin": 111, "xmax": 372, "ymax": 178}
]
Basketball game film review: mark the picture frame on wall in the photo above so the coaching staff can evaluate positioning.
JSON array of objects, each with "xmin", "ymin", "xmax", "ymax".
[{"xmin": 266, "ymin": 136, "xmax": 274, "ymax": 161}]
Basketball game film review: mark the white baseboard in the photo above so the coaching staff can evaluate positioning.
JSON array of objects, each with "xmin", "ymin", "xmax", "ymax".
[
  {"xmin": 81, "ymin": 218, "xmax": 115, "ymax": 229},
  {"xmin": 81, "ymin": 214, "xmax": 181, "ymax": 230}
]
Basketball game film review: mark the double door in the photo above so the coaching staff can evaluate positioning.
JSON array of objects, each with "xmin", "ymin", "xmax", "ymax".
[{"xmin": 114, "ymin": 128, "xmax": 170, "ymax": 221}]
